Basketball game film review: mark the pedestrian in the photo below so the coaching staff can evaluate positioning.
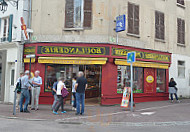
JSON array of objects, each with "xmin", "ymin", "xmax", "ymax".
[
  {"xmin": 75, "ymin": 71, "xmax": 88, "ymax": 115},
  {"xmin": 31, "ymin": 70, "xmax": 42, "ymax": 111},
  {"xmin": 16, "ymin": 72, "xmax": 24, "ymax": 110},
  {"xmin": 20, "ymin": 70, "xmax": 31, "ymax": 113},
  {"xmin": 52, "ymin": 79, "xmax": 59, "ymax": 111},
  {"xmin": 169, "ymin": 78, "xmax": 180, "ymax": 103},
  {"xmin": 53, "ymin": 77, "xmax": 67, "ymax": 114},
  {"xmin": 72, "ymin": 77, "xmax": 77, "ymax": 111}
]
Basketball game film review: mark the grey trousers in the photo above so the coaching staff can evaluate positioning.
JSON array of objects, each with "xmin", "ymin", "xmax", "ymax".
[{"xmin": 31, "ymin": 87, "xmax": 41, "ymax": 109}]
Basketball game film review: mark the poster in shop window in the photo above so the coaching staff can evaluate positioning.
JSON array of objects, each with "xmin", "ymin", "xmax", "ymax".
[{"xmin": 121, "ymin": 87, "xmax": 131, "ymax": 108}]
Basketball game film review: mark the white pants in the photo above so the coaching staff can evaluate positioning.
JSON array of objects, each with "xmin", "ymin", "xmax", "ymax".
[{"xmin": 31, "ymin": 87, "xmax": 41, "ymax": 109}]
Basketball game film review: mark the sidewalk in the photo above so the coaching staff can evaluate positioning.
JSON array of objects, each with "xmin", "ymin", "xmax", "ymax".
[{"xmin": 0, "ymin": 99, "xmax": 190, "ymax": 123}]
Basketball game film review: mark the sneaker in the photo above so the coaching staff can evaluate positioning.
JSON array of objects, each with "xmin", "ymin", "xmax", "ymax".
[
  {"xmin": 74, "ymin": 108, "xmax": 77, "ymax": 111},
  {"xmin": 53, "ymin": 111, "xmax": 58, "ymax": 115},
  {"xmin": 31, "ymin": 108, "xmax": 35, "ymax": 110},
  {"xmin": 177, "ymin": 100, "xmax": 180, "ymax": 103},
  {"xmin": 20, "ymin": 109, "xmax": 23, "ymax": 112},
  {"xmin": 35, "ymin": 108, "xmax": 39, "ymax": 111},
  {"xmin": 24, "ymin": 110, "xmax": 30, "ymax": 113},
  {"xmin": 80, "ymin": 113, "xmax": 84, "ymax": 115},
  {"xmin": 171, "ymin": 100, "xmax": 174, "ymax": 103},
  {"xmin": 61, "ymin": 111, "xmax": 67, "ymax": 114},
  {"xmin": 72, "ymin": 107, "xmax": 75, "ymax": 111},
  {"xmin": 75, "ymin": 113, "xmax": 80, "ymax": 115}
]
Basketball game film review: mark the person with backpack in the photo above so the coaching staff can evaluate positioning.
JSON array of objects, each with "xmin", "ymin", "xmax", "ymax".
[
  {"xmin": 20, "ymin": 70, "xmax": 31, "ymax": 113},
  {"xmin": 16, "ymin": 72, "xmax": 24, "ymax": 110},
  {"xmin": 52, "ymin": 79, "xmax": 58, "ymax": 111},
  {"xmin": 53, "ymin": 77, "xmax": 68, "ymax": 115}
]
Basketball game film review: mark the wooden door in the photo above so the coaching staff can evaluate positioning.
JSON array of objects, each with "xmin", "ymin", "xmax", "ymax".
[{"xmin": 144, "ymin": 68, "xmax": 155, "ymax": 93}]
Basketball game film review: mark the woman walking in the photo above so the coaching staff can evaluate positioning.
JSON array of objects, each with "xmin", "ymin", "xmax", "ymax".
[
  {"xmin": 169, "ymin": 78, "xmax": 180, "ymax": 103},
  {"xmin": 53, "ymin": 77, "xmax": 67, "ymax": 114}
]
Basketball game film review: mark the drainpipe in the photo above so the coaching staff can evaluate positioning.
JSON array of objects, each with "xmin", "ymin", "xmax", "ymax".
[{"xmin": 28, "ymin": 0, "xmax": 32, "ymax": 29}]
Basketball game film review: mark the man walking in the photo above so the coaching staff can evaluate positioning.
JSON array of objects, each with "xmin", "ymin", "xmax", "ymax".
[
  {"xmin": 16, "ymin": 72, "xmax": 24, "ymax": 110},
  {"xmin": 20, "ymin": 70, "xmax": 30, "ymax": 113},
  {"xmin": 31, "ymin": 70, "xmax": 42, "ymax": 111},
  {"xmin": 75, "ymin": 71, "xmax": 88, "ymax": 115}
]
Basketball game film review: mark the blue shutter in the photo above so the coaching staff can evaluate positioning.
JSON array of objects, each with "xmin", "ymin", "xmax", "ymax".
[{"xmin": 8, "ymin": 14, "xmax": 13, "ymax": 42}]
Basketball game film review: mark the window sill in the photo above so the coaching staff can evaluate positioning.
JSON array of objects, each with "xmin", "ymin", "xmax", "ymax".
[
  {"xmin": 155, "ymin": 38, "xmax": 166, "ymax": 43},
  {"xmin": 176, "ymin": 3, "xmax": 185, "ymax": 9},
  {"xmin": 126, "ymin": 33, "xmax": 140, "ymax": 38},
  {"xmin": 177, "ymin": 43, "xmax": 186, "ymax": 47},
  {"xmin": 63, "ymin": 28, "xmax": 84, "ymax": 31}
]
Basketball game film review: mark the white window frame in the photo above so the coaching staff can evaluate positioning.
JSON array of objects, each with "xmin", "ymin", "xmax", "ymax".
[
  {"xmin": 0, "ymin": 17, "xmax": 9, "ymax": 42},
  {"xmin": 178, "ymin": 60, "xmax": 185, "ymax": 78}
]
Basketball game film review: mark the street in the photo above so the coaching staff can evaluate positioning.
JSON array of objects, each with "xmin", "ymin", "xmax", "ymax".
[{"xmin": 0, "ymin": 99, "xmax": 190, "ymax": 132}]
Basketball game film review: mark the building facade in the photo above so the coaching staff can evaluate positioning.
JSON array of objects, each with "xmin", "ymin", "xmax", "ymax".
[
  {"xmin": 0, "ymin": 0, "xmax": 30, "ymax": 103},
  {"xmin": 24, "ymin": 0, "xmax": 190, "ymax": 104}
]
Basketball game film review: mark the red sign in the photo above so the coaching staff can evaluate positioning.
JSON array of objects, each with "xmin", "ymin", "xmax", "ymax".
[
  {"xmin": 144, "ymin": 68, "xmax": 155, "ymax": 93},
  {"xmin": 21, "ymin": 17, "xmax": 29, "ymax": 40}
]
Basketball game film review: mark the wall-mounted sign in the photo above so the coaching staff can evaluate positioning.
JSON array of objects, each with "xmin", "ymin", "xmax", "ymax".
[
  {"xmin": 116, "ymin": 15, "xmax": 126, "ymax": 32},
  {"xmin": 112, "ymin": 48, "xmax": 170, "ymax": 62},
  {"xmin": 146, "ymin": 75, "xmax": 154, "ymax": 83},
  {"xmin": 37, "ymin": 46, "xmax": 110, "ymax": 56},
  {"xmin": 24, "ymin": 46, "xmax": 35, "ymax": 55}
]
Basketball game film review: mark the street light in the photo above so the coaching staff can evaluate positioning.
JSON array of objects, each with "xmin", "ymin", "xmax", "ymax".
[{"xmin": 0, "ymin": 0, "xmax": 19, "ymax": 13}]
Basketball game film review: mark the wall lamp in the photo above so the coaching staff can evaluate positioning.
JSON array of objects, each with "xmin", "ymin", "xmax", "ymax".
[{"xmin": 0, "ymin": 0, "xmax": 19, "ymax": 13}]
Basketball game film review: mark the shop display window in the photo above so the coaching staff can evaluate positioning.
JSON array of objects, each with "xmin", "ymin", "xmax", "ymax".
[
  {"xmin": 156, "ymin": 69, "xmax": 166, "ymax": 93},
  {"xmin": 117, "ymin": 66, "xmax": 144, "ymax": 94},
  {"xmin": 45, "ymin": 64, "xmax": 101, "ymax": 95}
]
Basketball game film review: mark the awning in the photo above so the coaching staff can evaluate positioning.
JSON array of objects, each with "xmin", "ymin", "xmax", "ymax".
[
  {"xmin": 38, "ymin": 57, "xmax": 107, "ymax": 65},
  {"xmin": 24, "ymin": 58, "xmax": 35, "ymax": 63},
  {"xmin": 115, "ymin": 59, "xmax": 169, "ymax": 69}
]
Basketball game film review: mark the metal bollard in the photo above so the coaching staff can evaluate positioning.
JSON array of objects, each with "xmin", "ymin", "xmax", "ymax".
[{"xmin": 13, "ymin": 88, "xmax": 17, "ymax": 115}]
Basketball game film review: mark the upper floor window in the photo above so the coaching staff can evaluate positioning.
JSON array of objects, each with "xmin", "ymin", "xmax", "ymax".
[
  {"xmin": 65, "ymin": 0, "xmax": 92, "ymax": 29},
  {"xmin": 128, "ymin": 2, "xmax": 139, "ymax": 35},
  {"xmin": 178, "ymin": 60, "xmax": 185, "ymax": 78},
  {"xmin": 155, "ymin": 11, "xmax": 165, "ymax": 40},
  {"xmin": 177, "ymin": 0, "xmax": 185, "ymax": 6},
  {"xmin": 177, "ymin": 18, "xmax": 185, "ymax": 44},
  {"xmin": 0, "ymin": 15, "xmax": 13, "ymax": 42}
]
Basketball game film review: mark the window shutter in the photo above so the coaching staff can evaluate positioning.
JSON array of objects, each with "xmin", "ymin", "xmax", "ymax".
[
  {"xmin": 160, "ymin": 13, "xmax": 164, "ymax": 40},
  {"xmin": 128, "ymin": 3, "xmax": 133, "ymax": 33},
  {"xmin": 8, "ymin": 14, "xmax": 13, "ymax": 42},
  {"xmin": 177, "ymin": 18, "xmax": 181, "ymax": 43},
  {"xmin": 0, "ymin": 18, "xmax": 1, "ymax": 33},
  {"xmin": 65, "ymin": 0, "xmax": 74, "ymax": 28},
  {"xmin": 83, "ymin": 0, "xmax": 92, "ymax": 28},
  {"xmin": 134, "ymin": 5, "xmax": 139, "ymax": 35},
  {"xmin": 155, "ymin": 12, "xmax": 159, "ymax": 39},
  {"xmin": 182, "ymin": 20, "xmax": 185, "ymax": 44}
]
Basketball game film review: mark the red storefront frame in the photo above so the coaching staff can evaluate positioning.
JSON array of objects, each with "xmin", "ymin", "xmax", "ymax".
[{"xmin": 24, "ymin": 43, "xmax": 171, "ymax": 105}]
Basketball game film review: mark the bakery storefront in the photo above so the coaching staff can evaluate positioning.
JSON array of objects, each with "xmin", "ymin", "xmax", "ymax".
[{"xmin": 24, "ymin": 43, "xmax": 171, "ymax": 105}]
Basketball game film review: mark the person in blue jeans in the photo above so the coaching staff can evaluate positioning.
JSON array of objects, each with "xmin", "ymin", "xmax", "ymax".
[
  {"xmin": 75, "ymin": 71, "xmax": 88, "ymax": 115},
  {"xmin": 20, "ymin": 70, "xmax": 31, "ymax": 113},
  {"xmin": 52, "ymin": 79, "xmax": 58, "ymax": 111}
]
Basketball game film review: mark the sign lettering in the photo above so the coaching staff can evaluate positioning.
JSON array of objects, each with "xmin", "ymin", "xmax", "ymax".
[
  {"xmin": 112, "ymin": 48, "xmax": 170, "ymax": 62},
  {"xmin": 37, "ymin": 46, "xmax": 109, "ymax": 55},
  {"xmin": 24, "ymin": 47, "xmax": 35, "ymax": 55}
]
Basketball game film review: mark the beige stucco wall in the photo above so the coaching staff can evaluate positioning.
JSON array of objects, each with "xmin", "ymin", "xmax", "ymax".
[{"xmin": 31, "ymin": 0, "xmax": 190, "ymax": 56}]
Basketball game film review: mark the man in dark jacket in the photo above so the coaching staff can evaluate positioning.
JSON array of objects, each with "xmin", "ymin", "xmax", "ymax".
[{"xmin": 75, "ymin": 71, "xmax": 88, "ymax": 115}]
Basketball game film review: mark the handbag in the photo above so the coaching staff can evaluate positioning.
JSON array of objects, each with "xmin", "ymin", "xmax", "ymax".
[
  {"xmin": 174, "ymin": 86, "xmax": 178, "ymax": 91},
  {"xmin": 61, "ymin": 88, "xmax": 69, "ymax": 98}
]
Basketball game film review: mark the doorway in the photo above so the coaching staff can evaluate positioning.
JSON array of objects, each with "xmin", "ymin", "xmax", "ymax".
[{"xmin": 45, "ymin": 64, "xmax": 102, "ymax": 104}]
